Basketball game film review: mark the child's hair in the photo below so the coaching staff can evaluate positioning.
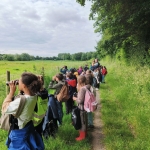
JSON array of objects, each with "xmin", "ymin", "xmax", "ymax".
[
  {"xmin": 56, "ymin": 73, "xmax": 64, "ymax": 81},
  {"xmin": 64, "ymin": 66, "xmax": 67, "ymax": 69},
  {"xmin": 37, "ymin": 75, "xmax": 44, "ymax": 85},
  {"xmin": 85, "ymin": 74, "xmax": 93, "ymax": 85},
  {"xmin": 94, "ymin": 68, "xmax": 98, "ymax": 71},
  {"xmin": 69, "ymin": 68, "xmax": 75, "ymax": 74},
  {"xmin": 86, "ymin": 70, "xmax": 92, "ymax": 74},
  {"xmin": 77, "ymin": 75, "xmax": 86, "ymax": 85},
  {"xmin": 66, "ymin": 72, "xmax": 73, "ymax": 79},
  {"xmin": 37, "ymin": 75, "xmax": 44, "ymax": 90},
  {"xmin": 21, "ymin": 72, "xmax": 41, "ymax": 95}
]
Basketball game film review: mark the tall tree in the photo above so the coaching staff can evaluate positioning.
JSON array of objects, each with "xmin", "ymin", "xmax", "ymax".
[{"xmin": 76, "ymin": 0, "xmax": 150, "ymax": 65}]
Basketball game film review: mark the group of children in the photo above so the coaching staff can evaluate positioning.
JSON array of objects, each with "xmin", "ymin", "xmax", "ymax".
[
  {"xmin": 1, "ymin": 59, "xmax": 108, "ymax": 149},
  {"xmin": 48, "ymin": 59, "xmax": 108, "ymax": 141}
]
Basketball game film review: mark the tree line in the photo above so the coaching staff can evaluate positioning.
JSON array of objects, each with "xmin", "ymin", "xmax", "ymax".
[
  {"xmin": 76, "ymin": 0, "xmax": 150, "ymax": 65},
  {"xmin": 0, "ymin": 51, "xmax": 97, "ymax": 61}
]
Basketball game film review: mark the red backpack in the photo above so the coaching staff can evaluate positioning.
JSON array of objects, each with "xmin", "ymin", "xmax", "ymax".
[{"xmin": 84, "ymin": 87, "xmax": 97, "ymax": 112}]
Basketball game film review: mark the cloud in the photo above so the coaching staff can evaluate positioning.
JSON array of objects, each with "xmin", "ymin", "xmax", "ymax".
[{"xmin": 0, "ymin": 0, "xmax": 100, "ymax": 57}]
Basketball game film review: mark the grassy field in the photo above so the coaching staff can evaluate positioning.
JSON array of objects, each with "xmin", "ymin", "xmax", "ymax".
[
  {"xmin": 0, "ymin": 60, "xmax": 92, "ymax": 150},
  {"xmin": 0, "ymin": 60, "xmax": 91, "ymax": 105},
  {"xmin": 100, "ymin": 58, "xmax": 150, "ymax": 150},
  {"xmin": 0, "ymin": 59, "xmax": 150, "ymax": 150}
]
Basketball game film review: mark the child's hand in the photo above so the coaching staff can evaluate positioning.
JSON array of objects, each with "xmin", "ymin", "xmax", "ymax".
[
  {"xmin": 73, "ymin": 96, "xmax": 77, "ymax": 101},
  {"xmin": 9, "ymin": 81, "xmax": 17, "ymax": 96},
  {"xmin": 52, "ymin": 76, "xmax": 56, "ymax": 81}
]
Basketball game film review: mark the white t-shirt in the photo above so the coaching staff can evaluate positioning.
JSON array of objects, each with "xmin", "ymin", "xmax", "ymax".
[{"xmin": 5, "ymin": 95, "xmax": 37, "ymax": 129}]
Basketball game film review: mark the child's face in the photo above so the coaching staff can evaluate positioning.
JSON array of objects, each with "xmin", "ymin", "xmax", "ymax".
[
  {"xmin": 18, "ymin": 78, "xmax": 25, "ymax": 92},
  {"xmin": 55, "ymin": 77, "xmax": 59, "ymax": 81}
]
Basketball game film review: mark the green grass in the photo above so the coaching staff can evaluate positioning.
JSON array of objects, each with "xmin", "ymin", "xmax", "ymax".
[
  {"xmin": 0, "ymin": 105, "xmax": 92, "ymax": 150},
  {"xmin": 0, "ymin": 59, "xmax": 150, "ymax": 149},
  {"xmin": 100, "ymin": 59, "xmax": 150, "ymax": 150},
  {"xmin": 43, "ymin": 109, "xmax": 91, "ymax": 150},
  {"xmin": 0, "ymin": 60, "xmax": 91, "ymax": 150},
  {"xmin": 0, "ymin": 60, "xmax": 90, "ymax": 105}
]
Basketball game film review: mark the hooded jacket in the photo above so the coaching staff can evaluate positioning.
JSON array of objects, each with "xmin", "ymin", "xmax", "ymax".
[{"xmin": 48, "ymin": 80, "xmax": 65, "ymax": 98}]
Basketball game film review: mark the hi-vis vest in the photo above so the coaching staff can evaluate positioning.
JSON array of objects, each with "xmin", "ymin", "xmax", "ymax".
[
  {"xmin": 48, "ymin": 88, "xmax": 56, "ymax": 95},
  {"xmin": 33, "ymin": 96, "xmax": 48, "ymax": 127},
  {"xmin": 33, "ymin": 88, "xmax": 56, "ymax": 127}
]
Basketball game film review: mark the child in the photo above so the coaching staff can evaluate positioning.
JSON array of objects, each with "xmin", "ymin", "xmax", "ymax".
[
  {"xmin": 65, "ymin": 72, "xmax": 77, "ymax": 114},
  {"xmin": 48, "ymin": 73, "xmax": 65, "ymax": 125},
  {"xmin": 73, "ymin": 76, "xmax": 88, "ymax": 141},
  {"xmin": 85, "ymin": 74, "xmax": 96, "ymax": 129},
  {"xmin": 101, "ymin": 66, "xmax": 107, "ymax": 83},
  {"xmin": 2, "ymin": 72, "xmax": 44, "ymax": 149}
]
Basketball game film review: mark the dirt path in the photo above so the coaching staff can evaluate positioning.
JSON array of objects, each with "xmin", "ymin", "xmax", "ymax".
[{"xmin": 90, "ymin": 91, "xmax": 105, "ymax": 150}]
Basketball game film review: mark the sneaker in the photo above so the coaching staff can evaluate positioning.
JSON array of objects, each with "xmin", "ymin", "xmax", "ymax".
[{"xmin": 95, "ymin": 88, "xmax": 99, "ymax": 91}]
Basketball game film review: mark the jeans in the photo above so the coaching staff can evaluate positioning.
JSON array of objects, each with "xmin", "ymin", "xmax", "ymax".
[
  {"xmin": 55, "ymin": 100, "xmax": 63, "ymax": 125},
  {"xmin": 102, "ymin": 75, "xmax": 105, "ymax": 83}
]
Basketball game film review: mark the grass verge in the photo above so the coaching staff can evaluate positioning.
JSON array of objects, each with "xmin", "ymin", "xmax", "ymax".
[{"xmin": 100, "ymin": 59, "xmax": 150, "ymax": 150}]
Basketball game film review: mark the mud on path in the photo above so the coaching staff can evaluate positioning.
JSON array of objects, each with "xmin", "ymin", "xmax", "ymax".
[{"xmin": 90, "ymin": 91, "xmax": 105, "ymax": 150}]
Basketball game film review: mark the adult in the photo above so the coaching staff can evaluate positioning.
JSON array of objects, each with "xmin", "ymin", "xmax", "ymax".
[
  {"xmin": 90, "ymin": 60, "xmax": 95, "ymax": 71},
  {"xmin": 2, "ymin": 72, "xmax": 44, "ymax": 149},
  {"xmin": 93, "ymin": 58, "xmax": 100, "ymax": 70}
]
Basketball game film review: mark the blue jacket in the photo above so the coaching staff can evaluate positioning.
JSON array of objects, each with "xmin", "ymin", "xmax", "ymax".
[
  {"xmin": 42, "ymin": 95, "xmax": 58, "ymax": 131},
  {"xmin": 60, "ymin": 68, "xmax": 68, "ymax": 74},
  {"xmin": 6, "ymin": 122, "xmax": 44, "ymax": 150}
]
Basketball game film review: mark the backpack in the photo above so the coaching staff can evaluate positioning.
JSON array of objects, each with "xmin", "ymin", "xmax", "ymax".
[
  {"xmin": 71, "ymin": 106, "xmax": 81, "ymax": 130},
  {"xmin": 68, "ymin": 86, "xmax": 77, "ymax": 98},
  {"xmin": 57, "ymin": 82, "xmax": 70, "ymax": 102},
  {"xmin": 42, "ymin": 120, "xmax": 56, "ymax": 139},
  {"xmin": 0, "ymin": 95, "xmax": 26, "ymax": 131},
  {"xmin": 84, "ymin": 87, "xmax": 97, "ymax": 112},
  {"xmin": 42, "ymin": 96, "xmax": 58, "ymax": 139}
]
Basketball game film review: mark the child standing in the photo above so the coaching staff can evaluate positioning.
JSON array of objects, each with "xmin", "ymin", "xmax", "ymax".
[
  {"xmin": 2, "ymin": 72, "xmax": 44, "ymax": 149},
  {"xmin": 73, "ymin": 76, "xmax": 88, "ymax": 141},
  {"xmin": 101, "ymin": 66, "xmax": 107, "ymax": 83},
  {"xmin": 48, "ymin": 73, "xmax": 65, "ymax": 125},
  {"xmin": 85, "ymin": 74, "xmax": 96, "ymax": 129}
]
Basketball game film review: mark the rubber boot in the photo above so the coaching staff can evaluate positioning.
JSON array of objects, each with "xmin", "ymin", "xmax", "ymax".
[{"xmin": 75, "ymin": 130, "xmax": 86, "ymax": 141}]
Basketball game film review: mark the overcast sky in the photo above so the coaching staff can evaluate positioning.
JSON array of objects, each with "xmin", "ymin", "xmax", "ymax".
[{"xmin": 0, "ymin": 0, "xmax": 100, "ymax": 57}]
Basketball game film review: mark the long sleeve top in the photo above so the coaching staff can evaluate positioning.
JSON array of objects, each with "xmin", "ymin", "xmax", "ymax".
[
  {"xmin": 60, "ymin": 68, "xmax": 68, "ymax": 74},
  {"xmin": 76, "ymin": 85, "xmax": 91, "ymax": 110},
  {"xmin": 48, "ymin": 80, "xmax": 65, "ymax": 97}
]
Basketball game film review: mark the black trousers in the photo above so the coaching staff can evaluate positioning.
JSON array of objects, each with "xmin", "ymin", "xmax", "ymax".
[{"xmin": 65, "ymin": 97, "xmax": 74, "ymax": 114}]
